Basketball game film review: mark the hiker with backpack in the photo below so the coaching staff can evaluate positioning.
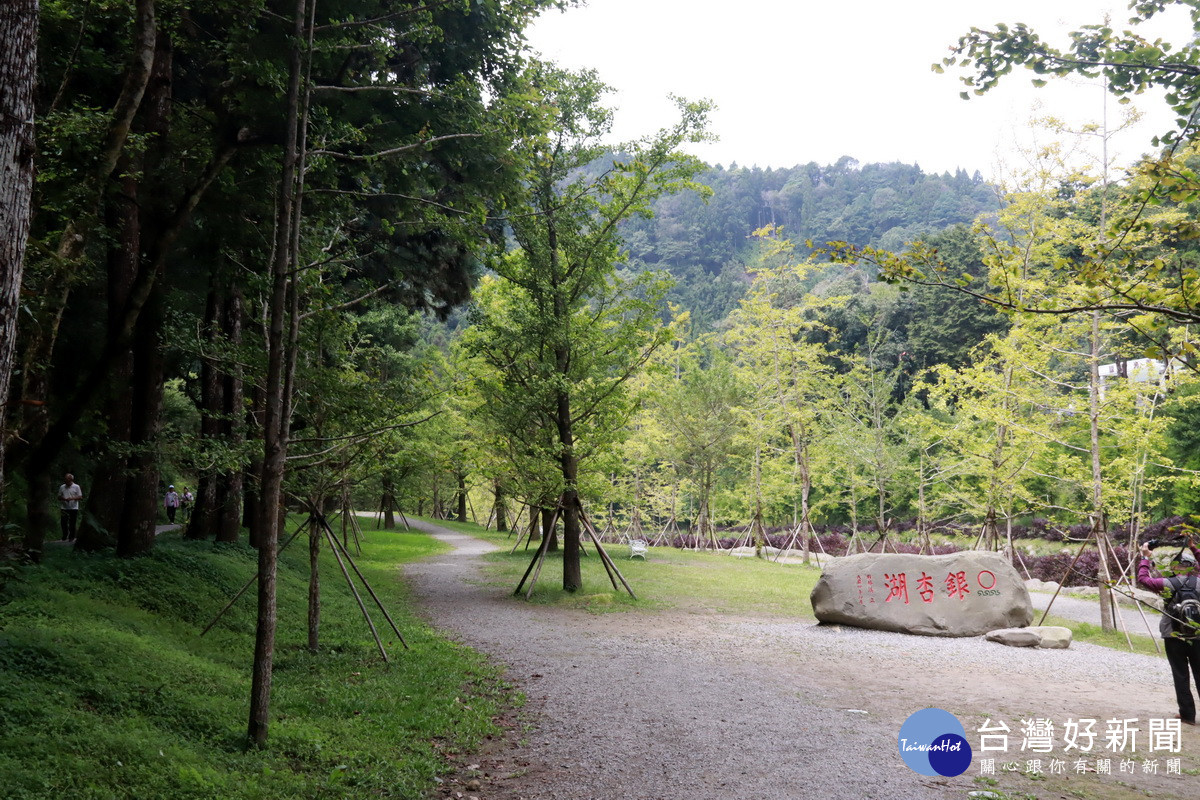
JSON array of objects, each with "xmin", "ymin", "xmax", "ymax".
[{"xmin": 1138, "ymin": 534, "xmax": 1200, "ymax": 726}]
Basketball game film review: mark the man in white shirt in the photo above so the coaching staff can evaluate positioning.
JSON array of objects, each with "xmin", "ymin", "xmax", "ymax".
[
  {"xmin": 57, "ymin": 473, "xmax": 83, "ymax": 542},
  {"xmin": 163, "ymin": 485, "xmax": 180, "ymax": 523}
]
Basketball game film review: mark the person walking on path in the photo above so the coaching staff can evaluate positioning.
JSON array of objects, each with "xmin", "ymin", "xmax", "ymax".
[
  {"xmin": 57, "ymin": 474, "xmax": 83, "ymax": 541},
  {"xmin": 180, "ymin": 487, "xmax": 194, "ymax": 523},
  {"xmin": 163, "ymin": 485, "xmax": 181, "ymax": 524},
  {"xmin": 1137, "ymin": 534, "xmax": 1200, "ymax": 726}
]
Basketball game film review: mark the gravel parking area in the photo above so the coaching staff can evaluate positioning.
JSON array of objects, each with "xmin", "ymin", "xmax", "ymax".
[{"xmin": 403, "ymin": 520, "xmax": 1199, "ymax": 800}]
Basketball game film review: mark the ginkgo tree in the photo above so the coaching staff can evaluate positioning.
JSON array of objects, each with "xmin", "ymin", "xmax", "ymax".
[
  {"xmin": 463, "ymin": 63, "xmax": 712, "ymax": 592},
  {"xmin": 724, "ymin": 229, "xmax": 842, "ymax": 560}
]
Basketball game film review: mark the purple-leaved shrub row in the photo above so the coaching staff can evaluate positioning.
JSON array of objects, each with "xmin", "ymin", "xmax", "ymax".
[{"xmin": 640, "ymin": 518, "xmax": 1173, "ymax": 587}]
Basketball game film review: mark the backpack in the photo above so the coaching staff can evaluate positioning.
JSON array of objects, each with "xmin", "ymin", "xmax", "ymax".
[{"xmin": 1165, "ymin": 575, "xmax": 1200, "ymax": 641}]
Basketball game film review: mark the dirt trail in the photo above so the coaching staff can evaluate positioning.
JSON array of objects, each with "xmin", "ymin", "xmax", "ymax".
[{"xmin": 403, "ymin": 520, "xmax": 1199, "ymax": 800}]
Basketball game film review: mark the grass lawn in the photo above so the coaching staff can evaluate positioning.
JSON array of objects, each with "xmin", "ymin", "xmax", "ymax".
[
  {"xmin": 0, "ymin": 517, "xmax": 513, "ymax": 800},
  {"xmin": 419, "ymin": 515, "xmax": 822, "ymax": 616},
  {"xmin": 420, "ymin": 516, "xmax": 1167, "ymax": 657}
]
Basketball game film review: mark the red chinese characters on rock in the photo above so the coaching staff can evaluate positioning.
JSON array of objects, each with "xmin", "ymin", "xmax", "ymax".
[
  {"xmin": 917, "ymin": 572, "xmax": 934, "ymax": 603},
  {"xmin": 884, "ymin": 572, "xmax": 909, "ymax": 604},
  {"xmin": 856, "ymin": 574, "xmax": 878, "ymax": 605},
  {"xmin": 853, "ymin": 569, "xmax": 1002, "ymax": 605},
  {"xmin": 945, "ymin": 571, "xmax": 971, "ymax": 600}
]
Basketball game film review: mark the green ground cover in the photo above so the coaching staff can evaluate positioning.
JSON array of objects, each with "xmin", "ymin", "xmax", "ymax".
[
  {"xmin": 424, "ymin": 516, "xmax": 1165, "ymax": 656},
  {"xmin": 0, "ymin": 518, "xmax": 513, "ymax": 800}
]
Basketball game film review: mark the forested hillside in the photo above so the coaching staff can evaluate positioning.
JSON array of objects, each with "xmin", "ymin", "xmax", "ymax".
[{"xmin": 618, "ymin": 158, "xmax": 998, "ymax": 326}]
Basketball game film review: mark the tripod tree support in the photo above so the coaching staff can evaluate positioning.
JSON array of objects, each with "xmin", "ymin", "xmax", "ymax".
[
  {"xmin": 514, "ymin": 522, "xmax": 552, "ymax": 597},
  {"xmin": 580, "ymin": 510, "xmax": 636, "ymax": 600},
  {"xmin": 316, "ymin": 514, "xmax": 408, "ymax": 650},
  {"xmin": 1035, "ymin": 523, "xmax": 1154, "ymax": 652},
  {"xmin": 321, "ymin": 520, "xmax": 389, "ymax": 663}
]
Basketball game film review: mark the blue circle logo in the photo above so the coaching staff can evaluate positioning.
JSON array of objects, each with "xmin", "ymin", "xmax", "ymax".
[{"xmin": 898, "ymin": 708, "xmax": 973, "ymax": 776}]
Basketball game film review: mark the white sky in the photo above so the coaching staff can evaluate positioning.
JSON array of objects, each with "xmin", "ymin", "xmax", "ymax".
[{"xmin": 526, "ymin": 1, "xmax": 1189, "ymax": 179}]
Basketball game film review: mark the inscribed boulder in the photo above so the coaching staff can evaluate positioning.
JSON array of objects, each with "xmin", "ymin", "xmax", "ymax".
[{"xmin": 810, "ymin": 552, "xmax": 1033, "ymax": 637}]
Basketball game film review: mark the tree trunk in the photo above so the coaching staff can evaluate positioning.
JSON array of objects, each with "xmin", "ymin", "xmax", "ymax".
[
  {"xmin": 541, "ymin": 506, "xmax": 559, "ymax": 553},
  {"xmin": 217, "ymin": 288, "xmax": 245, "ymax": 543},
  {"xmin": 381, "ymin": 475, "xmax": 396, "ymax": 529},
  {"xmin": 10, "ymin": 0, "xmax": 156, "ymax": 494},
  {"xmin": 243, "ymin": 385, "xmax": 264, "ymax": 546},
  {"xmin": 631, "ymin": 471, "xmax": 643, "ymax": 539},
  {"xmin": 308, "ymin": 518, "xmax": 319, "ymax": 653},
  {"xmin": 0, "ymin": 0, "xmax": 38, "ymax": 514},
  {"xmin": 117, "ymin": 275, "xmax": 165, "ymax": 557},
  {"xmin": 116, "ymin": 26, "xmax": 173, "ymax": 558},
  {"xmin": 16, "ymin": 302, "xmax": 63, "ymax": 557},
  {"xmin": 494, "ymin": 481, "xmax": 507, "ymax": 532},
  {"xmin": 189, "ymin": 288, "xmax": 225, "ymax": 540},
  {"xmin": 752, "ymin": 445, "xmax": 765, "ymax": 557},
  {"xmin": 456, "ymin": 469, "xmax": 467, "ymax": 521},
  {"xmin": 192, "ymin": 280, "xmax": 245, "ymax": 544},
  {"xmin": 798, "ymin": 441, "xmax": 812, "ymax": 564},
  {"xmin": 249, "ymin": 0, "xmax": 308, "ymax": 747},
  {"xmin": 74, "ymin": 165, "xmax": 139, "ymax": 552},
  {"xmin": 1089, "ymin": 311, "xmax": 1115, "ymax": 631},
  {"xmin": 21, "ymin": 465, "xmax": 51, "ymax": 561},
  {"xmin": 555, "ymin": 382, "xmax": 580, "ymax": 591}
]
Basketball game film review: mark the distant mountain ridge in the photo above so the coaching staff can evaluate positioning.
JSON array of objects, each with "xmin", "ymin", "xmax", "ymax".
[{"xmin": 616, "ymin": 156, "xmax": 998, "ymax": 326}]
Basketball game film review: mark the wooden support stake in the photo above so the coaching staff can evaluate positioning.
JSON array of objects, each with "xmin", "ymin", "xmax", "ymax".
[
  {"xmin": 1037, "ymin": 530, "xmax": 1096, "ymax": 626},
  {"xmin": 773, "ymin": 525, "xmax": 800, "ymax": 563},
  {"xmin": 581, "ymin": 510, "xmax": 636, "ymax": 600},
  {"xmin": 586, "ymin": 516, "xmax": 620, "ymax": 591},
  {"xmin": 349, "ymin": 507, "xmax": 364, "ymax": 552},
  {"xmin": 200, "ymin": 520, "xmax": 307, "ymax": 636},
  {"xmin": 525, "ymin": 536, "xmax": 551, "ymax": 601},
  {"xmin": 509, "ymin": 508, "xmax": 533, "ymax": 554},
  {"xmin": 321, "ymin": 521, "xmax": 389, "ymax": 663},
  {"xmin": 318, "ymin": 515, "xmax": 408, "ymax": 649},
  {"xmin": 1099, "ymin": 532, "xmax": 1155, "ymax": 651},
  {"xmin": 522, "ymin": 504, "xmax": 563, "ymax": 599},
  {"xmin": 514, "ymin": 525, "xmax": 551, "ymax": 597},
  {"xmin": 1011, "ymin": 544, "xmax": 1033, "ymax": 581},
  {"xmin": 590, "ymin": 526, "xmax": 636, "ymax": 600},
  {"xmin": 340, "ymin": 492, "xmax": 350, "ymax": 549},
  {"xmin": 971, "ymin": 524, "xmax": 988, "ymax": 551}
]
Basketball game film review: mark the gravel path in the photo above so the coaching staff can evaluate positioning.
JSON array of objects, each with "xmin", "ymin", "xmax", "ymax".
[{"xmin": 403, "ymin": 520, "xmax": 1198, "ymax": 800}]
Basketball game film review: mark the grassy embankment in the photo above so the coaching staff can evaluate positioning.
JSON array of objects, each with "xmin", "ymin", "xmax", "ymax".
[
  {"xmin": 0, "ymin": 518, "xmax": 513, "ymax": 800},
  {"xmin": 424, "ymin": 516, "xmax": 1165, "ymax": 657}
]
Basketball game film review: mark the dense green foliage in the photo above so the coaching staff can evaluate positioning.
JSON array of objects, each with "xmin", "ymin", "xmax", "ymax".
[
  {"xmin": 443, "ymin": 146, "xmax": 1200, "ymax": 560},
  {"xmin": 0, "ymin": 524, "xmax": 509, "ymax": 799},
  {"xmin": 6, "ymin": 0, "xmax": 562, "ymax": 559}
]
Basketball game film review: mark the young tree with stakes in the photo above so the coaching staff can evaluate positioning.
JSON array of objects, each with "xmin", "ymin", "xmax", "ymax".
[{"xmin": 467, "ymin": 64, "xmax": 711, "ymax": 592}]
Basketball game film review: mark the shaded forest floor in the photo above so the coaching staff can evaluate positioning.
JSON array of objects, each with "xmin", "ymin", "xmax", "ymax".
[{"xmin": 405, "ymin": 518, "xmax": 1200, "ymax": 800}]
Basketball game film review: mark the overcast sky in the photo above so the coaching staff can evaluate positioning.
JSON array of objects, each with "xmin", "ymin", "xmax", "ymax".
[{"xmin": 525, "ymin": 1, "xmax": 1188, "ymax": 179}]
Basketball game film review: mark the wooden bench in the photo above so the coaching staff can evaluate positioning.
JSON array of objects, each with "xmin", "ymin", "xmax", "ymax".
[{"xmin": 629, "ymin": 539, "xmax": 648, "ymax": 560}]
